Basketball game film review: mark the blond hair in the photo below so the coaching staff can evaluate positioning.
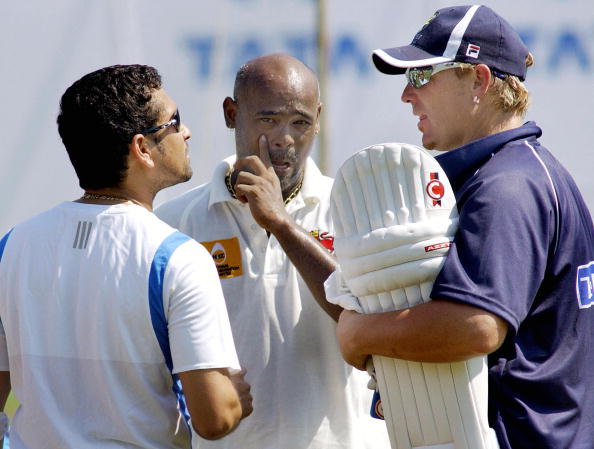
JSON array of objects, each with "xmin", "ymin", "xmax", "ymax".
[{"xmin": 456, "ymin": 53, "xmax": 534, "ymax": 117}]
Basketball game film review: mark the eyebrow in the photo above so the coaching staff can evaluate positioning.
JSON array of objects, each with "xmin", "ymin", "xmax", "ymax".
[{"xmin": 256, "ymin": 109, "xmax": 314, "ymax": 122}]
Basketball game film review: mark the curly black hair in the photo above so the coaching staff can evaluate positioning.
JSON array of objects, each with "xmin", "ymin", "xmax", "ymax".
[{"xmin": 57, "ymin": 64, "xmax": 162, "ymax": 189}]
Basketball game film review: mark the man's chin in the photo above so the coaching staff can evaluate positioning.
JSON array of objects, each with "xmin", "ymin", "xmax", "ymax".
[
  {"xmin": 181, "ymin": 167, "xmax": 193, "ymax": 182},
  {"xmin": 280, "ymin": 174, "xmax": 304, "ymax": 196},
  {"xmin": 175, "ymin": 169, "xmax": 193, "ymax": 186},
  {"xmin": 276, "ymin": 168, "xmax": 291, "ymax": 183},
  {"xmin": 422, "ymin": 137, "xmax": 436, "ymax": 151}
]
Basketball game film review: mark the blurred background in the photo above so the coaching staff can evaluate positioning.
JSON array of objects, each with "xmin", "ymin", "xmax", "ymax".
[{"xmin": 1, "ymin": 0, "xmax": 593, "ymax": 235}]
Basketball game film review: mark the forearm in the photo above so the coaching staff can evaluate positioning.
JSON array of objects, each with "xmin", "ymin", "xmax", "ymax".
[
  {"xmin": 270, "ymin": 218, "xmax": 342, "ymax": 321},
  {"xmin": 338, "ymin": 299, "xmax": 507, "ymax": 367}
]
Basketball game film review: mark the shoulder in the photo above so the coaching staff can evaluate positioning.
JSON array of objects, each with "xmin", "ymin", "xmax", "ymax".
[
  {"xmin": 467, "ymin": 139, "xmax": 557, "ymax": 207},
  {"xmin": 301, "ymin": 158, "xmax": 334, "ymax": 204},
  {"xmin": 146, "ymin": 221, "xmax": 216, "ymax": 287},
  {"xmin": 1, "ymin": 202, "xmax": 70, "ymax": 246},
  {"xmin": 155, "ymin": 183, "xmax": 211, "ymax": 228},
  {"xmin": 453, "ymin": 139, "xmax": 562, "ymax": 255},
  {"xmin": 166, "ymin": 234, "xmax": 213, "ymax": 267}
]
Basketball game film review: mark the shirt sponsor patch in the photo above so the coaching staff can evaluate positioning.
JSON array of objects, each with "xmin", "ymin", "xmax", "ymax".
[
  {"xmin": 577, "ymin": 261, "xmax": 594, "ymax": 309},
  {"xmin": 310, "ymin": 229, "xmax": 334, "ymax": 252},
  {"xmin": 200, "ymin": 237, "xmax": 243, "ymax": 279}
]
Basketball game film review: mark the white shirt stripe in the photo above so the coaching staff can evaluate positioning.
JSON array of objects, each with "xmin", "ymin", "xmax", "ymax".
[{"xmin": 525, "ymin": 141, "xmax": 560, "ymax": 253}]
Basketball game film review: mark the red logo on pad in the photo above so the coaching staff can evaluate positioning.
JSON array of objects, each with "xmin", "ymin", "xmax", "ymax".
[
  {"xmin": 425, "ymin": 241, "xmax": 452, "ymax": 252},
  {"xmin": 426, "ymin": 172, "xmax": 445, "ymax": 206}
]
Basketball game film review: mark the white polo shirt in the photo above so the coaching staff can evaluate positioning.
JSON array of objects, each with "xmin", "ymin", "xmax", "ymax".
[
  {"xmin": 156, "ymin": 156, "xmax": 390, "ymax": 449},
  {"xmin": 0, "ymin": 202, "xmax": 239, "ymax": 449}
]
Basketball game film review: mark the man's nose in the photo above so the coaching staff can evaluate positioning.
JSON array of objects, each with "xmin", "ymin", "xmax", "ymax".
[
  {"xmin": 182, "ymin": 122, "xmax": 192, "ymax": 140},
  {"xmin": 269, "ymin": 124, "xmax": 294, "ymax": 149},
  {"xmin": 401, "ymin": 83, "xmax": 414, "ymax": 104}
]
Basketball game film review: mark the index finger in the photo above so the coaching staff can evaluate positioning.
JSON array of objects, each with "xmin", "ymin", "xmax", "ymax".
[{"xmin": 258, "ymin": 135, "xmax": 272, "ymax": 168}]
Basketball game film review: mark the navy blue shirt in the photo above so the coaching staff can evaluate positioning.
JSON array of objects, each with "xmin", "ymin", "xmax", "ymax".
[{"xmin": 432, "ymin": 122, "xmax": 594, "ymax": 449}]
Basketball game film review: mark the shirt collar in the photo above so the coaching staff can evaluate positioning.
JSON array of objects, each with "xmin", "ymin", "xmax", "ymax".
[
  {"xmin": 208, "ymin": 155, "xmax": 325, "ymax": 209},
  {"xmin": 208, "ymin": 155, "xmax": 236, "ymax": 208},
  {"xmin": 435, "ymin": 121, "xmax": 542, "ymax": 192}
]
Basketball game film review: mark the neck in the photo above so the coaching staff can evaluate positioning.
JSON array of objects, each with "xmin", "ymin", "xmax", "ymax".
[
  {"xmin": 281, "ymin": 176, "xmax": 304, "ymax": 205},
  {"xmin": 459, "ymin": 108, "xmax": 524, "ymax": 149},
  {"xmin": 78, "ymin": 189, "xmax": 153, "ymax": 211}
]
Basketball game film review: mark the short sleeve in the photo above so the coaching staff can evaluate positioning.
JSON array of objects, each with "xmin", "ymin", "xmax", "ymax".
[{"xmin": 164, "ymin": 240, "xmax": 240, "ymax": 374}]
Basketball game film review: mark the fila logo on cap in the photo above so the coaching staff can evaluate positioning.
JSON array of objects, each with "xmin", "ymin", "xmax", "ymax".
[{"xmin": 466, "ymin": 44, "xmax": 481, "ymax": 58}]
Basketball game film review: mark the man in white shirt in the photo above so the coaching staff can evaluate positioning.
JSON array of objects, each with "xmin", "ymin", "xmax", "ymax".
[
  {"xmin": 0, "ymin": 64, "xmax": 252, "ymax": 449},
  {"xmin": 157, "ymin": 53, "xmax": 389, "ymax": 449}
]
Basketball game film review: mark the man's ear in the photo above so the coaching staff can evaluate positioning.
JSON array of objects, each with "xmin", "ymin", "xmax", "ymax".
[
  {"xmin": 129, "ymin": 134, "xmax": 155, "ymax": 168},
  {"xmin": 315, "ymin": 103, "xmax": 323, "ymax": 134},
  {"xmin": 473, "ymin": 64, "xmax": 492, "ymax": 98},
  {"xmin": 223, "ymin": 97, "xmax": 237, "ymax": 129}
]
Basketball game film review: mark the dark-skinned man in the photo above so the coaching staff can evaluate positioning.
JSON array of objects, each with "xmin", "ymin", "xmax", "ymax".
[{"xmin": 157, "ymin": 53, "xmax": 389, "ymax": 449}]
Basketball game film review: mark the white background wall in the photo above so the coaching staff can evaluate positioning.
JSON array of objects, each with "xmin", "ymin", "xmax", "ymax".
[{"xmin": 1, "ymin": 0, "xmax": 593, "ymax": 234}]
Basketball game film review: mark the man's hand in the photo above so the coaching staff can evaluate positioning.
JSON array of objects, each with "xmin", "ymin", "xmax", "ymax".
[
  {"xmin": 232, "ymin": 135, "xmax": 292, "ymax": 233},
  {"xmin": 336, "ymin": 309, "xmax": 370, "ymax": 371},
  {"xmin": 229, "ymin": 368, "xmax": 253, "ymax": 419}
]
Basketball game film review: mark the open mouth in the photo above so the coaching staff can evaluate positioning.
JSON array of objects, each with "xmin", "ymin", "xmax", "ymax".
[{"xmin": 271, "ymin": 161, "xmax": 291, "ymax": 172}]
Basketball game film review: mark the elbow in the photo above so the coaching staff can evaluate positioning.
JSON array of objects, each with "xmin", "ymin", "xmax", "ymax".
[
  {"xmin": 194, "ymin": 423, "xmax": 236, "ymax": 441},
  {"xmin": 470, "ymin": 313, "xmax": 508, "ymax": 356},
  {"xmin": 193, "ymin": 407, "xmax": 242, "ymax": 440}
]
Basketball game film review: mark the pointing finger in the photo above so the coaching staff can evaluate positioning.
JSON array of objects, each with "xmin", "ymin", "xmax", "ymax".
[{"xmin": 258, "ymin": 135, "xmax": 272, "ymax": 168}]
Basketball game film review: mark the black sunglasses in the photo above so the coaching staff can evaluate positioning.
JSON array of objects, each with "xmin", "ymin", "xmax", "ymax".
[{"xmin": 140, "ymin": 109, "xmax": 181, "ymax": 135}]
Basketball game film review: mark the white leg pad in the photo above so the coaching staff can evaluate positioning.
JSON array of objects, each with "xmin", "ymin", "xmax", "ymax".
[{"xmin": 328, "ymin": 143, "xmax": 499, "ymax": 449}]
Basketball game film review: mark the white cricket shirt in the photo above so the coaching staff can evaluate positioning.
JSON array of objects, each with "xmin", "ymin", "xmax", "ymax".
[
  {"xmin": 157, "ymin": 157, "xmax": 390, "ymax": 449},
  {"xmin": 0, "ymin": 202, "xmax": 239, "ymax": 449}
]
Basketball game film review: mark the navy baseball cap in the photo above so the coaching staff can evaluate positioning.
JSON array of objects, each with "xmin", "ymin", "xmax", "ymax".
[{"xmin": 372, "ymin": 5, "xmax": 529, "ymax": 81}]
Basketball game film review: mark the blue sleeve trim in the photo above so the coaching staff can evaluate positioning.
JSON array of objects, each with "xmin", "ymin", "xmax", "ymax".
[
  {"xmin": 148, "ymin": 231, "xmax": 192, "ymax": 431},
  {"xmin": 0, "ymin": 229, "xmax": 14, "ymax": 263}
]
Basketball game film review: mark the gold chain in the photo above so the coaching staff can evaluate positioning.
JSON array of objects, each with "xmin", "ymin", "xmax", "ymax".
[
  {"xmin": 224, "ymin": 170, "xmax": 238, "ymax": 199},
  {"xmin": 224, "ymin": 170, "xmax": 303, "ymax": 206},
  {"xmin": 81, "ymin": 193, "xmax": 131, "ymax": 202},
  {"xmin": 283, "ymin": 178, "xmax": 303, "ymax": 205}
]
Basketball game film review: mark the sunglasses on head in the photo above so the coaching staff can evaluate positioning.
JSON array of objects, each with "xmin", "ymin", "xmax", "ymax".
[
  {"xmin": 140, "ymin": 109, "xmax": 181, "ymax": 135},
  {"xmin": 405, "ymin": 62, "xmax": 507, "ymax": 89}
]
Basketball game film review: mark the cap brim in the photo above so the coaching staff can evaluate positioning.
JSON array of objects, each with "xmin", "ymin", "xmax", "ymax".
[{"xmin": 372, "ymin": 46, "xmax": 453, "ymax": 74}]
